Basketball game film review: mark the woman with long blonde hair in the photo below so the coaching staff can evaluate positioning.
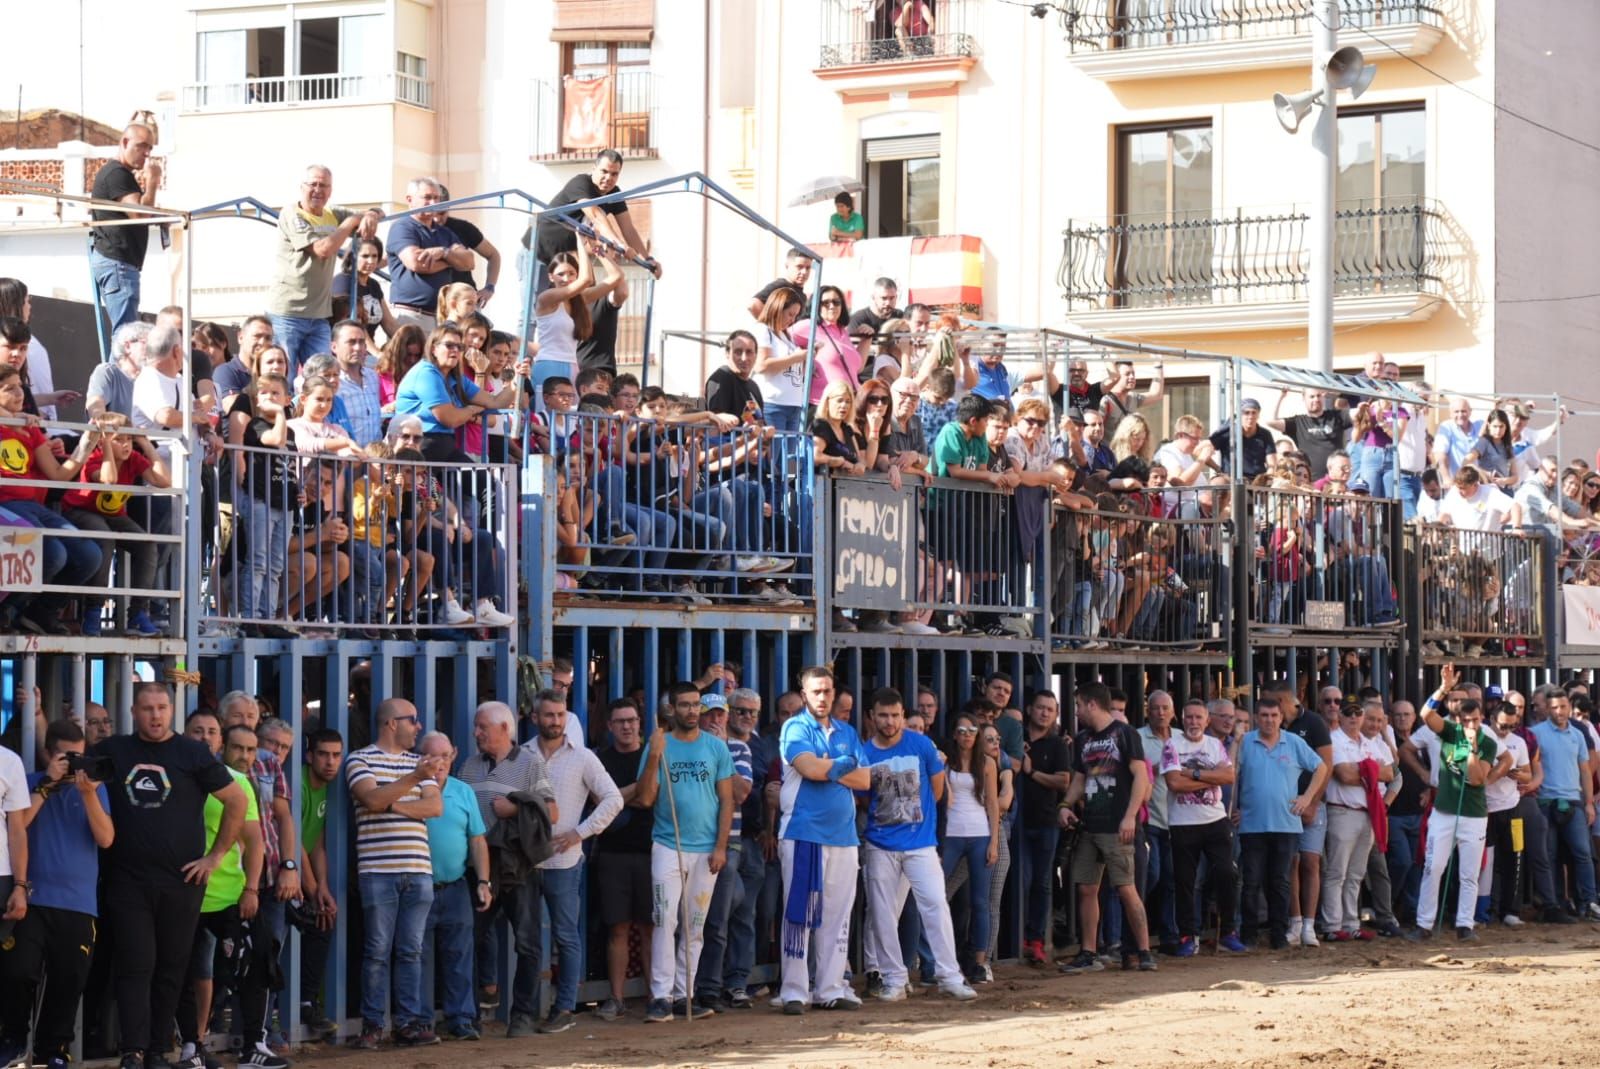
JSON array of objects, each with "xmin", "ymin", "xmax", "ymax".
[{"xmin": 1109, "ymin": 411, "xmax": 1155, "ymax": 463}]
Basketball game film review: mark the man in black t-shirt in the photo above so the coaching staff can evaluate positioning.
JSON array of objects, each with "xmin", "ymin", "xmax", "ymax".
[
  {"xmin": 1058, "ymin": 683, "xmax": 1156, "ymax": 973},
  {"xmin": 591, "ymin": 699, "xmax": 655, "ymax": 1021},
  {"xmin": 846, "ymin": 277, "xmax": 903, "ymax": 338},
  {"xmin": 1018, "ymin": 690, "xmax": 1072, "ymax": 965},
  {"xmin": 1266, "ymin": 388, "xmax": 1352, "ymax": 480},
  {"xmin": 1208, "ymin": 398, "xmax": 1272, "ymax": 480},
  {"xmin": 438, "ymin": 186, "xmax": 502, "ymax": 299},
  {"xmin": 704, "ymin": 331, "xmax": 765, "ymax": 420},
  {"xmin": 528, "ymin": 151, "xmax": 661, "ymax": 279},
  {"xmin": 90, "ymin": 123, "xmax": 163, "ymax": 331},
  {"xmin": 1266, "ymin": 678, "xmax": 1334, "ymax": 949},
  {"xmin": 747, "ymin": 248, "xmax": 813, "ymax": 319},
  {"xmin": 90, "ymin": 683, "xmax": 246, "ymax": 1069}
]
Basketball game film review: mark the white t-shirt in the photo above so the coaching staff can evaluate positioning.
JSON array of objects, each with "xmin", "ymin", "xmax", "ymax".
[
  {"xmin": 1327, "ymin": 729, "xmax": 1390, "ymax": 808},
  {"xmin": 1396, "ymin": 405, "xmax": 1428, "ymax": 473},
  {"xmin": 26, "ymin": 338, "xmax": 58, "ymax": 425},
  {"xmin": 0, "ymin": 745, "xmax": 29, "ymax": 876},
  {"xmin": 1415, "ymin": 490, "xmax": 1443, "ymax": 523},
  {"xmin": 132, "ymin": 366, "xmax": 184, "ymax": 462},
  {"xmin": 1159, "ymin": 733, "xmax": 1230, "ymax": 826},
  {"xmin": 1439, "ymin": 484, "xmax": 1515, "ymax": 532},
  {"xmin": 1486, "ymin": 731, "xmax": 1529, "ymax": 814},
  {"xmin": 753, "ymin": 325, "xmax": 805, "ymax": 409},
  {"xmin": 1409, "ymin": 722, "xmax": 1443, "ymax": 787}
]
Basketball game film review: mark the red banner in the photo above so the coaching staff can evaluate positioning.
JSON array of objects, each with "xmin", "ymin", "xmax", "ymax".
[{"xmin": 562, "ymin": 75, "xmax": 612, "ymax": 152}]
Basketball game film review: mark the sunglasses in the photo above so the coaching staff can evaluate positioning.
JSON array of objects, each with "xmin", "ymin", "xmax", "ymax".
[
  {"xmin": 864, "ymin": 395, "xmax": 889, "ymax": 406},
  {"xmin": 820, "ymin": 299, "xmax": 844, "ymax": 307},
  {"xmin": 1023, "ymin": 417, "xmax": 1047, "ymax": 427},
  {"xmin": 954, "ymin": 726, "xmax": 978, "ymax": 736},
  {"xmin": 1321, "ymin": 698, "xmax": 1342, "ymax": 704},
  {"xmin": 393, "ymin": 715, "xmax": 419, "ymax": 725}
]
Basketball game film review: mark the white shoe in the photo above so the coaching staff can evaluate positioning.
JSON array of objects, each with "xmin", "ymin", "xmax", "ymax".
[
  {"xmin": 1300, "ymin": 920, "xmax": 1320, "ymax": 948},
  {"xmin": 762, "ymin": 556, "xmax": 796, "ymax": 573},
  {"xmin": 1502, "ymin": 913, "xmax": 1525, "ymax": 928},
  {"xmin": 1286, "ymin": 918, "xmax": 1303, "ymax": 946},
  {"xmin": 442, "ymin": 597, "xmax": 474, "ymax": 625},
  {"xmin": 861, "ymin": 617, "xmax": 901, "ymax": 634},
  {"xmin": 898, "ymin": 621, "xmax": 940, "ymax": 635},
  {"xmin": 674, "ymin": 582, "xmax": 712, "ymax": 606},
  {"xmin": 874, "ymin": 984, "xmax": 907, "ymax": 1002},
  {"xmin": 938, "ymin": 982, "xmax": 978, "ymax": 1001},
  {"xmin": 735, "ymin": 555, "xmax": 776, "ymax": 573},
  {"xmin": 473, "ymin": 599, "xmax": 515, "ymax": 628}
]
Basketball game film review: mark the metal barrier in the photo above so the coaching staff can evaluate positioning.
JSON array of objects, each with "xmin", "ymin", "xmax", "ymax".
[
  {"xmin": 1061, "ymin": 0, "xmax": 1442, "ymax": 51},
  {"xmin": 1048, "ymin": 489, "xmax": 1229, "ymax": 652},
  {"xmin": 0, "ymin": 417, "xmax": 188, "ymax": 637},
  {"xmin": 817, "ymin": 0, "xmax": 981, "ymax": 67},
  {"xmin": 1413, "ymin": 523, "xmax": 1545, "ymax": 659},
  {"xmin": 1247, "ymin": 485, "xmax": 1401, "ymax": 633},
  {"xmin": 206, "ymin": 442, "xmax": 518, "ymax": 636},
  {"xmin": 552, "ymin": 410, "xmax": 814, "ymax": 605}
]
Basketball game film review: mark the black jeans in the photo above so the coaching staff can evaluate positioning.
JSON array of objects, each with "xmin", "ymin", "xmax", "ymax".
[
  {"xmin": 104, "ymin": 878, "xmax": 204, "ymax": 1056},
  {"xmin": 1171, "ymin": 818, "xmax": 1239, "ymax": 938},
  {"xmin": 289, "ymin": 906, "xmax": 335, "ymax": 1018},
  {"xmin": 0, "ymin": 904, "xmax": 97, "ymax": 1059},
  {"xmin": 1239, "ymin": 832, "xmax": 1297, "ymax": 941},
  {"xmin": 175, "ymin": 905, "xmax": 271, "ymax": 1049}
]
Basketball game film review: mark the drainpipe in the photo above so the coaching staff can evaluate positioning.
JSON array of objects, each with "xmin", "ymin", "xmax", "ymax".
[{"xmin": 700, "ymin": 0, "xmax": 712, "ymax": 388}]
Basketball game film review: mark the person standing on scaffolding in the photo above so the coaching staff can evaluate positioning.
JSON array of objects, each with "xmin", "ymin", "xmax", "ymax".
[{"xmin": 526, "ymin": 150, "xmax": 661, "ymax": 296}]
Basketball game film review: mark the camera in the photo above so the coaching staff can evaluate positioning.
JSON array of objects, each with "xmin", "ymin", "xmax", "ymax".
[{"xmin": 66, "ymin": 752, "xmax": 117, "ymax": 782}]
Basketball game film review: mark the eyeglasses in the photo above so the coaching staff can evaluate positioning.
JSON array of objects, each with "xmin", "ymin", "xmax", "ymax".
[
  {"xmin": 1023, "ymin": 417, "xmax": 1047, "ymax": 427},
  {"xmin": 392, "ymin": 715, "xmax": 419, "ymax": 725},
  {"xmin": 397, "ymin": 432, "xmax": 421, "ymax": 441},
  {"xmin": 733, "ymin": 706, "xmax": 760, "ymax": 715},
  {"xmin": 440, "ymin": 342, "xmax": 464, "ymax": 352},
  {"xmin": 820, "ymin": 299, "xmax": 843, "ymax": 307}
]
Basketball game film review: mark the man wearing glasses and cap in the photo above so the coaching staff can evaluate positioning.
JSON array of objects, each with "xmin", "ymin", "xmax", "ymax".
[
  {"xmin": 1207, "ymin": 398, "xmax": 1272, "ymax": 480},
  {"xmin": 692, "ymin": 694, "xmax": 754, "ymax": 1012}
]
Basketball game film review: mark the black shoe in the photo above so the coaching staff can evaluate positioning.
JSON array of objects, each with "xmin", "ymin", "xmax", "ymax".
[
  {"xmin": 1403, "ymin": 927, "xmax": 1432, "ymax": 942},
  {"xmin": 118, "ymin": 1055, "xmax": 143, "ymax": 1069},
  {"xmin": 694, "ymin": 993, "xmax": 728, "ymax": 1013},
  {"xmin": 1541, "ymin": 906, "xmax": 1578, "ymax": 925},
  {"xmin": 1376, "ymin": 922, "xmax": 1404, "ymax": 938},
  {"xmin": 536, "ymin": 1011, "xmax": 575, "ymax": 1034},
  {"xmin": 1137, "ymin": 950, "xmax": 1158, "ymax": 971},
  {"xmin": 1455, "ymin": 926, "xmax": 1478, "ymax": 942},
  {"xmin": 1058, "ymin": 950, "xmax": 1104, "ymax": 974},
  {"xmin": 144, "ymin": 1055, "xmax": 175, "ymax": 1069},
  {"xmin": 1269, "ymin": 934, "xmax": 1290, "ymax": 950},
  {"xmin": 671, "ymin": 999, "xmax": 714, "ymax": 1020}
]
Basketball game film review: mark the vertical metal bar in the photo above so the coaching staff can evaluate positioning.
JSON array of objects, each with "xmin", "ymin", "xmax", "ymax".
[{"xmin": 414, "ymin": 648, "xmax": 437, "ymax": 730}]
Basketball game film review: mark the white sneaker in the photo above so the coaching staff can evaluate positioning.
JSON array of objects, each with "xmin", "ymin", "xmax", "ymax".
[
  {"xmin": 1300, "ymin": 920, "xmax": 1320, "ymax": 948},
  {"xmin": 1502, "ymin": 913, "xmax": 1525, "ymax": 928},
  {"xmin": 874, "ymin": 984, "xmax": 907, "ymax": 1002},
  {"xmin": 473, "ymin": 599, "xmax": 515, "ymax": 628},
  {"xmin": 674, "ymin": 582, "xmax": 712, "ymax": 606},
  {"xmin": 763, "ymin": 556, "xmax": 796, "ymax": 573},
  {"xmin": 442, "ymin": 597, "xmax": 474, "ymax": 625},
  {"xmin": 1286, "ymin": 918, "xmax": 1303, "ymax": 946},
  {"xmin": 898, "ymin": 621, "xmax": 941, "ymax": 635},
  {"xmin": 938, "ymin": 982, "xmax": 978, "ymax": 1001},
  {"xmin": 735, "ymin": 555, "xmax": 776, "ymax": 573}
]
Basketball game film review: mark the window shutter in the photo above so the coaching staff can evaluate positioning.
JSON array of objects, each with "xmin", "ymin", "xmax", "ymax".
[{"xmin": 863, "ymin": 135, "xmax": 940, "ymax": 162}]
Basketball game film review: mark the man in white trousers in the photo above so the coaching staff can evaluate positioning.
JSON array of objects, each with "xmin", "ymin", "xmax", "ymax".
[
  {"xmin": 778, "ymin": 665, "xmax": 871, "ymax": 1014},
  {"xmin": 1406, "ymin": 665, "xmax": 1509, "ymax": 943},
  {"xmin": 860, "ymin": 687, "xmax": 978, "ymax": 1003},
  {"xmin": 634, "ymin": 681, "xmax": 734, "ymax": 1023}
]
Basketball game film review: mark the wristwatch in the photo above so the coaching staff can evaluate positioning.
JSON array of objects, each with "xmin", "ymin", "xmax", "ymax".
[{"xmin": 279, "ymin": 860, "xmax": 298, "ymax": 872}]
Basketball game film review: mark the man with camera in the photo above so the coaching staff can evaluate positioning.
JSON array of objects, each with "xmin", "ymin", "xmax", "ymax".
[{"xmin": 0, "ymin": 722, "xmax": 112, "ymax": 1069}]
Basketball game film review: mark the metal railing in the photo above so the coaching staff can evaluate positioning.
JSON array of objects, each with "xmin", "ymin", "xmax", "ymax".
[
  {"xmin": 1247, "ymin": 485, "xmax": 1401, "ymax": 632},
  {"xmin": 530, "ymin": 71, "xmax": 658, "ymax": 160},
  {"xmin": 818, "ymin": 0, "xmax": 980, "ymax": 67},
  {"xmin": 181, "ymin": 71, "xmax": 432, "ymax": 112},
  {"xmin": 554, "ymin": 410, "xmax": 813, "ymax": 604},
  {"xmin": 1060, "ymin": 198, "xmax": 1443, "ymax": 310},
  {"xmin": 0, "ymin": 418, "xmax": 187, "ymax": 637},
  {"xmin": 1062, "ymin": 0, "xmax": 1441, "ymax": 51},
  {"xmin": 1413, "ymin": 524, "xmax": 1544, "ymax": 658},
  {"xmin": 1049, "ymin": 489, "xmax": 1229, "ymax": 651},
  {"xmin": 206, "ymin": 443, "xmax": 517, "ymax": 636}
]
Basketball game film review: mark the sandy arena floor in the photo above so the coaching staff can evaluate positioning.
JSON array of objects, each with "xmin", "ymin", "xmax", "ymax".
[{"xmin": 314, "ymin": 925, "xmax": 1599, "ymax": 1069}]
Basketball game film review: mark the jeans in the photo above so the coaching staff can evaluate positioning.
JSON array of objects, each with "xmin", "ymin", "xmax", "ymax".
[
  {"xmin": 358, "ymin": 871, "xmax": 434, "ymax": 1029},
  {"xmin": 765, "ymin": 404, "xmax": 803, "ymax": 433},
  {"xmin": 268, "ymin": 314, "xmax": 332, "ymax": 375},
  {"xmin": 941, "ymin": 836, "xmax": 993, "ymax": 958},
  {"xmin": 422, "ymin": 879, "xmax": 476, "ymax": 1031},
  {"xmin": 346, "ymin": 540, "xmax": 388, "ymax": 624},
  {"xmin": 2, "ymin": 501, "xmax": 102, "ymax": 615},
  {"xmin": 1358, "ymin": 443, "xmax": 1397, "ymax": 499},
  {"xmin": 1386, "ymin": 812, "xmax": 1423, "ymax": 920},
  {"xmin": 1019, "ymin": 825, "xmax": 1060, "ymax": 943},
  {"xmin": 1541, "ymin": 798, "xmax": 1598, "ymax": 905},
  {"xmin": 64, "ymin": 508, "xmax": 157, "ymax": 615},
  {"xmin": 474, "ymin": 869, "xmax": 542, "ymax": 1017},
  {"xmin": 1398, "ymin": 471, "xmax": 1423, "ymax": 521},
  {"xmin": 692, "ymin": 476, "xmax": 766, "ymax": 557},
  {"xmin": 1238, "ymin": 832, "xmax": 1297, "ymax": 941},
  {"xmin": 695, "ymin": 843, "xmax": 745, "ymax": 1000},
  {"xmin": 1143, "ymin": 825, "xmax": 1179, "ymax": 945},
  {"xmin": 531, "ymin": 358, "xmax": 575, "ymax": 403},
  {"xmin": 539, "ymin": 864, "xmax": 585, "ymax": 1013},
  {"xmin": 595, "ymin": 464, "xmax": 678, "ymax": 576},
  {"xmin": 90, "ymin": 249, "xmax": 141, "ymax": 331},
  {"xmin": 236, "ymin": 493, "xmax": 289, "ymax": 621},
  {"xmin": 725, "ymin": 836, "xmax": 765, "ymax": 993}
]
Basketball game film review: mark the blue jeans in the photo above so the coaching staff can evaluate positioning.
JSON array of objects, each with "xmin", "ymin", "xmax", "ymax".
[
  {"xmin": 358, "ymin": 871, "xmax": 434, "ymax": 1029},
  {"xmin": 1350, "ymin": 554, "xmax": 1397, "ymax": 623},
  {"xmin": 539, "ymin": 864, "xmax": 584, "ymax": 1013},
  {"xmin": 695, "ymin": 843, "xmax": 745, "ymax": 999},
  {"xmin": 765, "ymin": 404, "xmax": 803, "ymax": 433},
  {"xmin": 1398, "ymin": 471, "xmax": 1423, "ymax": 521},
  {"xmin": 725, "ymin": 837, "xmax": 765, "ymax": 992},
  {"xmin": 531, "ymin": 359, "xmax": 574, "ymax": 401},
  {"xmin": 2, "ymin": 501, "xmax": 102, "ymax": 614},
  {"xmin": 1386, "ymin": 813, "xmax": 1422, "ymax": 920},
  {"xmin": 693, "ymin": 477, "xmax": 765, "ymax": 557},
  {"xmin": 346, "ymin": 541, "xmax": 388, "ymax": 624},
  {"xmin": 90, "ymin": 249, "xmax": 142, "ymax": 332},
  {"xmin": 1019, "ymin": 825, "xmax": 1060, "ymax": 943},
  {"xmin": 423, "ymin": 879, "xmax": 476, "ymax": 1030},
  {"xmin": 1541, "ymin": 798, "xmax": 1598, "ymax": 905},
  {"xmin": 236, "ymin": 494, "xmax": 289, "ymax": 621},
  {"xmin": 595, "ymin": 464, "xmax": 677, "ymax": 575},
  {"xmin": 1358, "ymin": 443, "xmax": 1397, "ymax": 500},
  {"xmin": 942, "ymin": 836, "xmax": 993, "ymax": 957},
  {"xmin": 1144, "ymin": 825, "xmax": 1179, "ymax": 945},
  {"xmin": 268, "ymin": 314, "xmax": 332, "ymax": 374}
]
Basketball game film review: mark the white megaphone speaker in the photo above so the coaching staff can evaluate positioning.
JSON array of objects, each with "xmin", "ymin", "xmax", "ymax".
[
  {"xmin": 1273, "ymin": 89, "xmax": 1321, "ymax": 134},
  {"xmin": 1326, "ymin": 46, "xmax": 1377, "ymax": 98}
]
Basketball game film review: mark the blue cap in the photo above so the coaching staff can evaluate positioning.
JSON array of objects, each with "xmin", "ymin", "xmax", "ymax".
[
  {"xmin": 700, "ymin": 693, "xmax": 728, "ymax": 711},
  {"xmin": 1486, "ymin": 685, "xmax": 1504, "ymax": 700}
]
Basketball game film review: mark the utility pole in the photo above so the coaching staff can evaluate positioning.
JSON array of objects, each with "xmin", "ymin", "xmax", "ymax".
[{"xmin": 1308, "ymin": 0, "xmax": 1338, "ymax": 374}]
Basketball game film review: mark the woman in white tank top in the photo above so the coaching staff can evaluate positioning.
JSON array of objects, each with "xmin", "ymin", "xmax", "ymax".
[{"xmin": 940, "ymin": 712, "xmax": 1000, "ymax": 978}]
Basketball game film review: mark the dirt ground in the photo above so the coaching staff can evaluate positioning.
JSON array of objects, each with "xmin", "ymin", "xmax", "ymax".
[{"xmin": 315, "ymin": 926, "xmax": 1598, "ymax": 1069}]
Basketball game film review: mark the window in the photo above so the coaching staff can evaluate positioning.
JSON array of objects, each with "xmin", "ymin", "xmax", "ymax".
[
  {"xmin": 563, "ymin": 41, "xmax": 653, "ymax": 151},
  {"xmin": 396, "ymin": 52, "xmax": 431, "ymax": 108},
  {"xmin": 1144, "ymin": 378, "xmax": 1211, "ymax": 443},
  {"xmin": 1115, "ymin": 122, "xmax": 1214, "ymax": 307},
  {"xmin": 296, "ymin": 14, "xmax": 385, "ymax": 99},
  {"xmin": 863, "ymin": 135, "xmax": 941, "ymax": 238},
  {"xmin": 194, "ymin": 27, "xmax": 284, "ymax": 105},
  {"xmin": 1336, "ymin": 105, "xmax": 1426, "ymax": 292}
]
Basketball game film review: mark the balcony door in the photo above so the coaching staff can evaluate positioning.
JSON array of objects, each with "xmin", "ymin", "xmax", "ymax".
[
  {"xmin": 1115, "ymin": 122, "xmax": 1213, "ymax": 307},
  {"xmin": 1336, "ymin": 105, "xmax": 1426, "ymax": 294},
  {"xmin": 864, "ymin": 134, "xmax": 941, "ymax": 238}
]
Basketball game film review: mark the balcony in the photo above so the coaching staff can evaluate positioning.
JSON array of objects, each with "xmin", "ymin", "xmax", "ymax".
[
  {"xmin": 530, "ymin": 71, "xmax": 658, "ymax": 163},
  {"xmin": 810, "ymin": 233, "xmax": 986, "ymax": 316},
  {"xmin": 180, "ymin": 70, "xmax": 434, "ymax": 112},
  {"xmin": 1058, "ymin": 199, "xmax": 1446, "ymax": 335},
  {"xmin": 814, "ymin": 0, "xmax": 980, "ymax": 97},
  {"xmin": 1062, "ymin": 0, "xmax": 1444, "ymax": 81}
]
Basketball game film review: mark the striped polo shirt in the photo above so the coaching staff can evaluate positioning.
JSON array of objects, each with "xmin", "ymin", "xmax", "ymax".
[
  {"xmin": 456, "ymin": 743, "xmax": 555, "ymax": 832},
  {"xmin": 345, "ymin": 744, "xmax": 436, "ymax": 875}
]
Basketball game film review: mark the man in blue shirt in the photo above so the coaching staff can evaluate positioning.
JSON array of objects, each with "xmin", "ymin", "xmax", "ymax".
[
  {"xmin": 0, "ymin": 722, "xmax": 113, "ymax": 1069},
  {"xmin": 968, "ymin": 335, "xmax": 1043, "ymax": 403},
  {"xmin": 634, "ymin": 681, "xmax": 734, "ymax": 1024},
  {"xmin": 419, "ymin": 732, "xmax": 489, "ymax": 1040},
  {"xmin": 387, "ymin": 177, "xmax": 474, "ymax": 331},
  {"xmin": 777, "ymin": 665, "xmax": 870, "ymax": 1014},
  {"xmin": 1530, "ymin": 691, "xmax": 1600, "ymax": 920},
  {"xmin": 1235, "ymin": 695, "xmax": 1329, "ymax": 949},
  {"xmin": 859, "ymin": 687, "xmax": 976, "ymax": 1004}
]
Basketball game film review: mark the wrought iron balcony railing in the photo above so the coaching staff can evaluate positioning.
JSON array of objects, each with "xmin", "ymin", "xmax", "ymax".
[
  {"xmin": 530, "ymin": 70, "xmax": 658, "ymax": 161},
  {"xmin": 818, "ymin": 0, "xmax": 979, "ymax": 68},
  {"xmin": 1060, "ymin": 0, "xmax": 1441, "ymax": 52},
  {"xmin": 1059, "ymin": 198, "xmax": 1444, "ymax": 311}
]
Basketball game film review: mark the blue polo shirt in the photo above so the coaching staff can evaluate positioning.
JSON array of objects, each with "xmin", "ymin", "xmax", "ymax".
[
  {"xmin": 395, "ymin": 360, "xmax": 481, "ymax": 435},
  {"xmin": 779, "ymin": 713, "xmax": 866, "ymax": 847},
  {"xmin": 24, "ymin": 773, "xmax": 109, "ymax": 916},
  {"xmin": 861, "ymin": 731, "xmax": 942, "ymax": 852},
  {"xmin": 386, "ymin": 216, "xmax": 457, "ymax": 309},
  {"xmin": 971, "ymin": 361, "xmax": 1021, "ymax": 402},
  {"xmin": 1236, "ymin": 730, "xmax": 1323, "ymax": 835},
  {"xmin": 1531, "ymin": 719, "xmax": 1590, "ymax": 802},
  {"xmin": 425, "ymin": 776, "xmax": 486, "ymax": 883}
]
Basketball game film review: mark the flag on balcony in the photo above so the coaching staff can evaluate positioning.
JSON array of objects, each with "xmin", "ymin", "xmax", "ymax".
[
  {"xmin": 809, "ymin": 234, "xmax": 984, "ymax": 316},
  {"xmin": 562, "ymin": 74, "xmax": 612, "ymax": 152}
]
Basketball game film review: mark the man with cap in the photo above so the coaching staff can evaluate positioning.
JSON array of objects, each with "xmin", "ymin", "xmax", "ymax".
[
  {"xmin": 1325, "ymin": 476, "xmax": 1398, "ymax": 625},
  {"xmin": 1208, "ymin": 399, "xmax": 1272, "ymax": 480}
]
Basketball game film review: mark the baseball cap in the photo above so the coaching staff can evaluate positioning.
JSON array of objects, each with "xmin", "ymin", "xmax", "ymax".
[
  {"xmin": 1485, "ymin": 685, "xmax": 1505, "ymax": 700},
  {"xmin": 700, "ymin": 693, "xmax": 728, "ymax": 712},
  {"xmin": 1346, "ymin": 477, "xmax": 1370, "ymax": 495}
]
